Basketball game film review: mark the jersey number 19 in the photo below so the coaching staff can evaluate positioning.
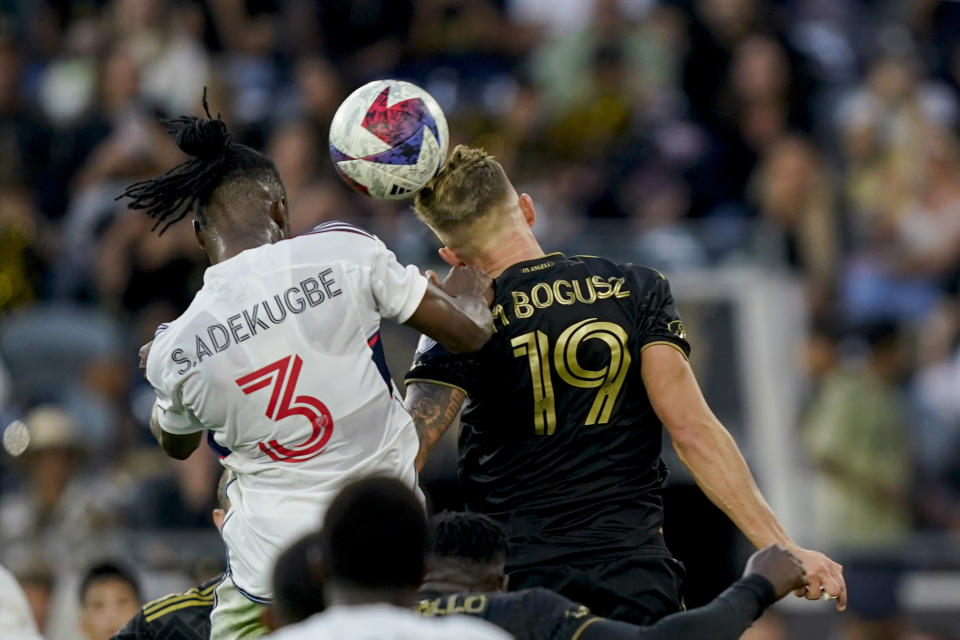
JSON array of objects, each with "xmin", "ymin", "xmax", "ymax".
[{"xmin": 511, "ymin": 318, "xmax": 631, "ymax": 436}]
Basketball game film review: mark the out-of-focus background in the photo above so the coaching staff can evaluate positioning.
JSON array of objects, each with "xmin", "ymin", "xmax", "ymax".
[{"xmin": 1, "ymin": 0, "xmax": 960, "ymax": 638}]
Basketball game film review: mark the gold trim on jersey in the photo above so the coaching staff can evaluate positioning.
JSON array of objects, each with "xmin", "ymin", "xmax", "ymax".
[
  {"xmin": 641, "ymin": 341, "xmax": 689, "ymax": 360},
  {"xmin": 404, "ymin": 378, "xmax": 469, "ymax": 396},
  {"xmin": 144, "ymin": 597, "xmax": 215, "ymax": 623},
  {"xmin": 570, "ymin": 616, "xmax": 604, "ymax": 640},
  {"xmin": 142, "ymin": 583, "xmax": 217, "ymax": 615}
]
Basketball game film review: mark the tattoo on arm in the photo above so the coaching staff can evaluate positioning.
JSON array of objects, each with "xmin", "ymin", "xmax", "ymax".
[{"xmin": 405, "ymin": 383, "xmax": 467, "ymax": 472}]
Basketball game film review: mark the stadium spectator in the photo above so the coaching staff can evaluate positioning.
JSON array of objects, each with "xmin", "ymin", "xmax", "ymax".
[
  {"xmin": 79, "ymin": 562, "xmax": 142, "ymax": 640},
  {"xmin": 748, "ymin": 134, "xmax": 839, "ymax": 309},
  {"xmin": 112, "ymin": 469, "xmax": 231, "ymax": 640},
  {"xmin": 802, "ymin": 320, "xmax": 914, "ymax": 549},
  {"xmin": 0, "ymin": 406, "xmax": 121, "ymax": 567}
]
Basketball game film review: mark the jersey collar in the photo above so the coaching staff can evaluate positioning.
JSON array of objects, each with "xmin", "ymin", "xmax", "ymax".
[{"xmin": 499, "ymin": 252, "xmax": 566, "ymax": 279}]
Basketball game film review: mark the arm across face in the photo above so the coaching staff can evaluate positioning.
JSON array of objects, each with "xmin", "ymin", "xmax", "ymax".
[{"xmin": 405, "ymin": 266, "xmax": 494, "ymax": 354}]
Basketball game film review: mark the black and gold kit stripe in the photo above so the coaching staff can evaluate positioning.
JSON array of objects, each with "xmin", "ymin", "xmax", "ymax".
[{"xmin": 142, "ymin": 581, "xmax": 217, "ymax": 623}]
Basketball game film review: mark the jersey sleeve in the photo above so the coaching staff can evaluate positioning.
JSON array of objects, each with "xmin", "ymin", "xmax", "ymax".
[
  {"xmin": 110, "ymin": 611, "xmax": 147, "ymax": 640},
  {"xmin": 145, "ymin": 333, "xmax": 205, "ymax": 436},
  {"xmin": 523, "ymin": 588, "xmax": 602, "ymax": 640},
  {"xmin": 627, "ymin": 267, "xmax": 691, "ymax": 359},
  {"xmin": 367, "ymin": 239, "xmax": 429, "ymax": 323},
  {"xmin": 405, "ymin": 335, "xmax": 481, "ymax": 395},
  {"xmin": 578, "ymin": 574, "xmax": 776, "ymax": 640}
]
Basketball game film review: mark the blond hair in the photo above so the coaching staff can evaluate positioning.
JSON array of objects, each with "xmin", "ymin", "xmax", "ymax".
[{"xmin": 413, "ymin": 145, "xmax": 514, "ymax": 247}]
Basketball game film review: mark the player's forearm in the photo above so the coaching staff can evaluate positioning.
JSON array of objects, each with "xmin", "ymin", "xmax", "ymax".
[
  {"xmin": 631, "ymin": 575, "xmax": 776, "ymax": 640},
  {"xmin": 404, "ymin": 382, "xmax": 466, "ymax": 471},
  {"xmin": 673, "ymin": 420, "xmax": 792, "ymax": 549},
  {"xmin": 405, "ymin": 286, "xmax": 493, "ymax": 354}
]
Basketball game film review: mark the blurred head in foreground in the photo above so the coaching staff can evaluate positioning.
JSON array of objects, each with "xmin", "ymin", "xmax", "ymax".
[
  {"xmin": 320, "ymin": 476, "xmax": 429, "ymax": 607},
  {"xmin": 266, "ymin": 530, "xmax": 327, "ymax": 630}
]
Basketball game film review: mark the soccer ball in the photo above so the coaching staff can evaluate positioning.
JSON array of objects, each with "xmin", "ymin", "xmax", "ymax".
[{"xmin": 329, "ymin": 80, "xmax": 449, "ymax": 200}]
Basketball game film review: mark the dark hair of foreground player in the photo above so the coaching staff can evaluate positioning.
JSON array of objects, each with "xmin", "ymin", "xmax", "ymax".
[{"xmin": 321, "ymin": 475, "xmax": 429, "ymax": 592}]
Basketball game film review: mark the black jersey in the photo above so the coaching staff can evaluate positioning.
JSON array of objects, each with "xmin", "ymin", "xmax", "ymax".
[
  {"xmin": 417, "ymin": 587, "xmax": 599, "ymax": 640},
  {"xmin": 417, "ymin": 576, "xmax": 776, "ymax": 640},
  {"xmin": 406, "ymin": 254, "xmax": 690, "ymax": 569},
  {"xmin": 112, "ymin": 574, "xmax": 220, "ymax": 640}
]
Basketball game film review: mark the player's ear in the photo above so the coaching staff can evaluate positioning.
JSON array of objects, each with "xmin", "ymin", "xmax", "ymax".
[
  {"xmin": 270, "ymin": 197, "xmax": 290, "ymax": 238},
  {"xmin": 438, "ymin": 247, "xmax": 465, "ymax": 268},
  {"xmin": 212, "ymin": 508, "xmax": 226, "ymax": 531},
  {"xmin": 193, "ymin": 219, "xmax": 206, "ymax": 250},
  {"xmin": 519, "ymin": 193, "xmax": 536, "ymax": 228}
]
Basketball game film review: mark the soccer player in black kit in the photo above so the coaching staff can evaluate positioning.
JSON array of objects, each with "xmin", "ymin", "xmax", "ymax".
[
  {"xmin": 404, "ymin": 146, "xmax": 846, "ymax": 625},
  {"xmin": 417, "ymin": 511, "xmax": 807, "ymax": 640}
]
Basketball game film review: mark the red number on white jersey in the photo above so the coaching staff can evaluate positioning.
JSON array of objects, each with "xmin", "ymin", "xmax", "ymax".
[{"xmin": 235, "ymin": 355, "xmax": 333, "ymax": 462}]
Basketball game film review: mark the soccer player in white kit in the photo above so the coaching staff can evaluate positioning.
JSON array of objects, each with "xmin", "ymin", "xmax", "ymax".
[{"xmin": 121, "ymin": 104, "xmax": 493, "ymax": 639}]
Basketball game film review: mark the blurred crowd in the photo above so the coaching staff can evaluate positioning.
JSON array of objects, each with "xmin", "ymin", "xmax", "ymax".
[{"xmin": 2, "ymin": 0, "xmax": 960, "ymax": 638}]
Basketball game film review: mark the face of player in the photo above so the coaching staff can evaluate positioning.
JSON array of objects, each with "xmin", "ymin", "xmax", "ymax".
[{"xmin": 81, "ymin": 578, "xmax": 140, "ymax": 640}]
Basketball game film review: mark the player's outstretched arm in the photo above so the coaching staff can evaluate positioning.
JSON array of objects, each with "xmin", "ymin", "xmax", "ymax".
[
  {"xmin": 579, "ymin": 545, "xmax": 806, "ymax": 640},
  {"xmin": 404, "ymin": 382, "xmax": 467, "ymax": 471},
  {"xmin": 405, "ymin": 266, "xmax": 493, "ymax": 354},
  {"xmin": 641, "ymin": 344, "xmax": 847, "ymax": 611}
]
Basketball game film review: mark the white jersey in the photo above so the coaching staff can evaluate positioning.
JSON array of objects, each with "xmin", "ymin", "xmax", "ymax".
[
  {"xmin": 146, "ymin": 222, "xmax": 428, "ymax": 601},
  {"xmin": 0, "ymin": 564, "xmax": 42, "ymax": 640},
  {"xmin": 267, "ymin": 604, "xmax": 512, "ymax": 640}
]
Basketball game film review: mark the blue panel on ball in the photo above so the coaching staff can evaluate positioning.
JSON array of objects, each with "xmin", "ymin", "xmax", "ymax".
[{"xmin": 361, "ymin": 127, "xmax": 426, "ymax": 166}]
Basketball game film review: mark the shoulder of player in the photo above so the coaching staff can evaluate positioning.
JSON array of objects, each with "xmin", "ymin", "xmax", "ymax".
[
  {"xmin": 615, "ymin": 263, "xmax": 673, "ymax": 291},
  {"xmin": 138, "ymin": 579, "xmax": 218, "ymax": 623},
  {"xmin": 288, "ymin": 221, "xmax": 393, "ymax": 266},
  {"xmin": 295, "ymin": 221, "xmax": 381, "ymax": 249}
]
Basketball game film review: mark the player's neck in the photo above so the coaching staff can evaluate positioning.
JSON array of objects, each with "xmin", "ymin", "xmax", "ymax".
[
  {"xmin": 206, "ymin": 227, "xmax": 286, "ymax": 264},
  {"xmin": 420, "ymin": 578, "xmax": 488, "ymax": 594},
  {"xmin": 330, "ymin": 586, "xmax": 418, "ymax": 608},
  {"xmin": 473, "ymin": 236, "xmax": 547, "ymax": 278}
]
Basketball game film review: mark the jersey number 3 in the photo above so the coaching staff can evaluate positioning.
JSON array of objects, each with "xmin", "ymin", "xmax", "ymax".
[
  {"xmin": 235, "ymin": 355, "xmax": 333, "ymax": 463},
  {"xmin": 512, "ymin": 319, "xmax": 631, "ymax": 435}
]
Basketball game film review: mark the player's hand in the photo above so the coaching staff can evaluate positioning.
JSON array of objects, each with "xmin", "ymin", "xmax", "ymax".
[
  {"xmin": 139, "ymin": 340, "xmax": 153, "ymax": 379},
  {"xmin": 744, "ymin": 545, "xmax": 807, "ymax": 599},
  {"xmin": 787, "ymin": 546, "xmax": 846, "ymax": 611},
  {"xmin": 429, "ymin": 265, "xmax": 494, "ymax": 305}
]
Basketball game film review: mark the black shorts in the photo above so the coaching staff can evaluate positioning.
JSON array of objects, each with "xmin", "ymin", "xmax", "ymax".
[{"xmin": 507, "ymin": 549, "xmax": 686, "ymax": 626}]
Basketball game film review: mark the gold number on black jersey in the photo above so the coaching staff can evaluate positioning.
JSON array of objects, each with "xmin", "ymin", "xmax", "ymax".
[
  {"xmin": 512, "ymin": 318, "xmax": 631, "ymax": 434},
  {"xmin": 511, "ymin": 330, "xmax": 557, "ymax": 435}
]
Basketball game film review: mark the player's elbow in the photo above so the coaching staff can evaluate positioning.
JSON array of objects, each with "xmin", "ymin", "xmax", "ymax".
[
  {"xmin": 163, "ymin": 441, "xmax": 195, "ymax": 460},
  {"xmin": 160, "ymin": 432, "xmax": 201, "ymax": 460},
  {"xmin": 665, "ymin": 416, "xmax": 716, "ymax": 452}
]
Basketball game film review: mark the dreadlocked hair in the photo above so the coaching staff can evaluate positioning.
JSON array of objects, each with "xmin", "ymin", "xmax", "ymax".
[{"xmin": 117, "ymin": 89, "xmax": 279, "ymax": 235}]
